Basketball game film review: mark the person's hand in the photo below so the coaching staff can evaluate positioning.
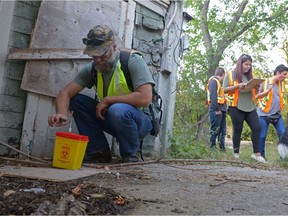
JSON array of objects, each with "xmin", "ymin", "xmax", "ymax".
[
  {"xmin": 215, "ymin": 110, "xmax": 222, "ymax": 115},
  {"xmin": 267, "ymin": 84, "xmax": 273, "ymax": 92},
  {"xmin": 48, "ymin": 114, "xmax": 68, "ymax": 127},
  {"xmin": 238, "ymin": 83, "xmax": 246, "ymax": 90},
  {"xmin": 96, "ymin": 98, "xmax": 110, "ymax": 120},
  {"xmin": 254, "ymin": 84, "xmax": 260, "ymax": 91}
]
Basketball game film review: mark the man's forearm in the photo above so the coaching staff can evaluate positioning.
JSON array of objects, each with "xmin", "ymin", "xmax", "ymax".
[
  {"xmin": 105, "ymin": 91, "xmax": 151, "ymax": 108},
  {"xmin": 55, "ymin": 91, "xmax": 71, "ymax": 116}
]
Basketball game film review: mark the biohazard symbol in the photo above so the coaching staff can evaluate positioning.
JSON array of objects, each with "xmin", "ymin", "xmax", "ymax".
[{"xmin": 60, "ymin": 146, "xmax": 70, "ymax": 160}]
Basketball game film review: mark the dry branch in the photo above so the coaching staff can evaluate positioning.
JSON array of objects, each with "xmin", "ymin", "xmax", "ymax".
[
  {"xmin": 82, "ymin": 158, "xmax": 255, "ymax": 169},
  {"xmin": 0, "ymin": 140, "xmax": 50, "ymax": 163},
  {"xmin": 0, "ymin": 157, "xmax": 52, "ymax": 167}
]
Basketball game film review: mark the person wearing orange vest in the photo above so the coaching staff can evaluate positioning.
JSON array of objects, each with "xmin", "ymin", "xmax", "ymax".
[
  {"xmin": 256, "ymin": 64, "xmax": 288, "ymax": 158},
  {"xmin": 223, "ymin": 54, "xmax": 265, "ymax": 163},
  {"xmin": 206, "ymin": 67, "xmax": 227, "ymax": 151},
  {"xmin": 48, "ymin": 25, "xmax": 155, "ymax": 163}
]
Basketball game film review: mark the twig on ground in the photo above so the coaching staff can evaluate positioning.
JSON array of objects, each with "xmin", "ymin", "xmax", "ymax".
[
  {"xmin": 82, "ymin": 158, "xmax": 256, "ymax": 169},
  {"xmin": 0, "ymin": 140, "xmax": 50, "ymax": 163},
  {"xmin": 82, "ymin": 158, "xmax": 162, "ymax": 168},
  {"xmin": 159, "ymin": 159, "xmax": 254, "ymax": 168},
  {"xmin": 0, "ymin": 157, "xmax": 52, "ymax": 167},
  {"xmin": 162, "ymin": 163, "xmax": 215, "ymax": 171},
  {"xmin": 210, "ymin": 178, "xmax": 260, "ymax": 188}
]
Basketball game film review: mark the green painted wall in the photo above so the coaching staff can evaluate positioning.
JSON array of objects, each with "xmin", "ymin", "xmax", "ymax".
[{"xmin": 0, "ymin": 1, "xmax": 40, "ymax": 155}]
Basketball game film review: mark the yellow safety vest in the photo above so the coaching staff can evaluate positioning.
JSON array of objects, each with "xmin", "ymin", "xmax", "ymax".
[
  {"xmin": 93, "ymin": 61, "xmax": 132, "ymax": 100},
  {"xmin": 258, "ymin": 78, "xmax": 285, "ymax": 112},
  {"xmin": 206, "ymin": 77, "xmax": 225, "ymax": 105}
]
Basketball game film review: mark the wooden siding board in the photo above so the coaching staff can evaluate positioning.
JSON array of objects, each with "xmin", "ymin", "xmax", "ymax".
[
  {"xmin": 4, "ymin": 61, "xmax": 26, "ymax": 80},
  {"xmin": 159, "ymin": 2, "xmax": 183, "ymax": 152},
  {"xmin": 14, "ymin": 1, "xmax": 39, "ymax": 21},
  {"xmin": 8, "ymin": 31, "xmax": 31, "ymax": 48},
  {"xmin": 20, "ymin": 92, "xmax": 39, "ymax": 154},
  {"xmin": 138, "ymin": 3, "xmax": 165, "ymax": 20},
  {"xmin": 2, "ymin": 78, "xmax": 27, "ymax": 97},
  {"xmin": 0, "ymin": 1, "xmax": 16, "ymax": 95},
  {"xmin": 0, "ymin": 0, "xmax": 40, "ymax": 156},
  {"xmin": 30, "ymin": 1, "xmax": 124, "ymax": 49},
  {"xmin": 10, "ymin": 15, "xmax": 34, "ymax": 34},
  {"xmin": 142, "ymin": 15, "xmax": 164, "ymax": 30},
  {"xmin": 31, "ymin": 94, "xmax": 53, "ymax": 157},
  {"xmin": 8, "ymin": 48, "xmax": 90, "ymax": 60},
  {"xmin": 21, "ymin": 59, "xmax": 91, "ymax": 97},
  {"xmin": 21, "ymin": 1, "xmax": 124, "ymax": 96},
  {"xmin": 0, "ymin": 128, "xmax": 21, "ymax": 143},
  {"xmin": 22, "ymin": 1, "xmax": 42, "ymax": 8},
  {"xmin": 0, "ymin": 111, "xmax": 23, "ymax": 129},
  {"xmin": 134, "ymin": 0, "xmax": 167, "ymax": 17},
  {"xmin": 0, "ymin": 95, "xmax": 26, "ymax": 113}
]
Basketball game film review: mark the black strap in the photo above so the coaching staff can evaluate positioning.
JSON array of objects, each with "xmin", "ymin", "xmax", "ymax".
[
  {"xmin": 139, "ymin": 138, "xmax": 144, "ymax": 161},
  {"xmin": 119, "ymin": 51, "xmax": 133, "ymax": 91}
]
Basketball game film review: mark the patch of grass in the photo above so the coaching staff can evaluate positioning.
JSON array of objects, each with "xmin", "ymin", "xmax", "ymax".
[
  {"xmin": 210, "ymin": 141, "xmax": 288, "ymax": 168},
  {"xmin": 168, "ymin": 137, "xmax": 288, "ymax": 169}
]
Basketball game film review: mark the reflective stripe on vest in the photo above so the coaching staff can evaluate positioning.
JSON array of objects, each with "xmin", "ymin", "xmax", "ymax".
[
  {"xmin": 258, "ymin": 78, "xmax": 285, "ymax": 112},
  {"xmin": 206, "ymin": 77, "xmax": 225, "ymax": 105},
  {"xmin": 225, "ymin": 71, "xmax": 239, "ymax": 107},
  {"xmin": 94, "ymin": 60, "xmax": 132, "ymax": 100}
]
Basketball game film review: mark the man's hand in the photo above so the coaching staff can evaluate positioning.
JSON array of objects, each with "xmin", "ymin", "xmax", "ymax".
[
  {"xmin": 48, "ymin": 114, "xmax": 68, "ymax": 127},
  {"xmin": 96, "ymin": 98, "xmax": 111, "ymax": 120},
  {"xmin": 254, "ymin": 84, "xmax": 260, "ymax": 92},
  {"xmin": 215, "ymin": 110, "xmax": 222, "ymax": 115},
  {"xmin": 238, "ymin": 83, "xmax": 246, "ymax": 90}
]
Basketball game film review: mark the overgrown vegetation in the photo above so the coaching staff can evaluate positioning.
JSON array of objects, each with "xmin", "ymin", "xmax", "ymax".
[{"xmin": 168, "ymin": 137, "xmax": 288, "ymax": 169}]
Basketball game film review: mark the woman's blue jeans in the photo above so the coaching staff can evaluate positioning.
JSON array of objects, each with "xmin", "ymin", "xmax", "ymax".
[
  {"xmin": 69, "ymin": 94, "xmax": 153, "ymax": 158},
  {"xmin": 259, "ymin": 115, "xmax": 285, "ymax": 158}
]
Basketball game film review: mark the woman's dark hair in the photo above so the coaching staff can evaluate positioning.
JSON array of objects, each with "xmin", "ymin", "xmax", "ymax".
[{"xmin": 234, "ymin": 54, "xmax": 253, "ymax": 83}]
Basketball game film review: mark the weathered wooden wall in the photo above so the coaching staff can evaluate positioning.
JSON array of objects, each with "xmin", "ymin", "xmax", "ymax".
[
  {"xmin": 0, "ymin": 1, "xmax": 40, "ymax": 155},
  {"xmin": 2, "ymin": 0, "xmax": 184, "ymax": 158}
]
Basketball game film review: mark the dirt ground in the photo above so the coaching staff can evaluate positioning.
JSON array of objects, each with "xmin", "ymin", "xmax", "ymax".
[{"xmin": 2, "ymin": 159, "xmax": 288, "ymax": 215}]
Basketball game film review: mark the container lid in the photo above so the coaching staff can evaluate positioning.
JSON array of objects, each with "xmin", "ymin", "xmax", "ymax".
[{"xmin": 56, "ymin": 131, "xmax": 89, "ymax": 141}]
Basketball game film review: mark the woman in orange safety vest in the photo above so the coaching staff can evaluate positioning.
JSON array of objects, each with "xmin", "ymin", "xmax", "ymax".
[{"xmin": 223, "ymin": 54, "xmax": 265, "ymax": 163}]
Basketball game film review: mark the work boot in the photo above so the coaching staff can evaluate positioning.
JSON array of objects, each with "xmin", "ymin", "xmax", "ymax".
[
  {"xmin": 83, "ymin": 148, "xmax": 112, "ymax": 163},
  {"xmin": 122, "ymin": 156, "xmax": 139, "ymax": 163}
]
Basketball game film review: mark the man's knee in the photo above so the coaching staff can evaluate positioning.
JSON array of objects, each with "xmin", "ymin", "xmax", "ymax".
[{"xmin": 107, "ymin": 103, "xmax": 132, "ymax": 119}]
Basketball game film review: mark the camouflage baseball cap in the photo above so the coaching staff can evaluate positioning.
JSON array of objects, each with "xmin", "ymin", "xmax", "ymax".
[{"xmin": 83, "ymin": 24, "xmax": 114, "ymax": 56}]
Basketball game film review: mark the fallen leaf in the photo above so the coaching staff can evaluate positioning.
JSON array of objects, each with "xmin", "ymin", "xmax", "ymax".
[
  {"xmin": 114, "ymin": 195, "xmax": 125, "ymax": 205},
  {"xmin": 72, "ymin": 184, "xmax": 82, "ymax": 195},
  {"xmin": 4, "ymin": 190, "xmax": 16, "ymax": 197}
]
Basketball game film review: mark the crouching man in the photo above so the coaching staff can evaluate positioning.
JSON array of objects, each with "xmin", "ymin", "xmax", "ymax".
[{"xmin": 48, "ymin": 25, "xmax": 155, "ymax": 163}]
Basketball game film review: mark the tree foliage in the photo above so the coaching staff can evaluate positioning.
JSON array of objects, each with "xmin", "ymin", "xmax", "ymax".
[{"xmin": 184, "ymin": 0, "xmax": 288, "ymax": 75}]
